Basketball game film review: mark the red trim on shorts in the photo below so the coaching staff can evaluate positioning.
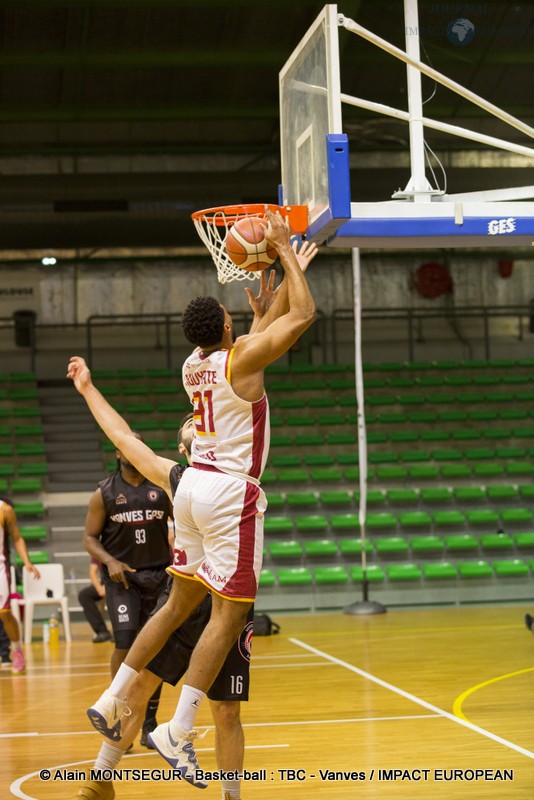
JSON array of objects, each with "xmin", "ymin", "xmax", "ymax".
[
  {"xmin": 192, "ymin": 462, "xmax": 224, "ymax": 474},
  {"xmin": 223, "ymin": 481, "xmax": 260, "ymax": 599},
  {"xmin": 250, "ymin": 395, "xmax": 268, "ymax": 479}
]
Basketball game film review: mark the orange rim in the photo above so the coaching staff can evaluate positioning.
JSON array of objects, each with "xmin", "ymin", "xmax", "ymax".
[{"xmin": 191, "ymin": 203, "xmax": 308, "ymax": 233}]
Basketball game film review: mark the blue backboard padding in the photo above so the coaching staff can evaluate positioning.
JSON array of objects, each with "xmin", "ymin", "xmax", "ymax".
[
  {"xmin": 333, "ymin": 215, "xmax": 534, "ymax": 239},
  {"xmin": 327, "ymin": 134, "xmax": 351, "ymax": 221}
]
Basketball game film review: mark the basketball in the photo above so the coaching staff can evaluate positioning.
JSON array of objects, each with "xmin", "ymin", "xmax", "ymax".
[{"xmin": 225, "ymin": 217, "xmax": 278, "ymax": 271}]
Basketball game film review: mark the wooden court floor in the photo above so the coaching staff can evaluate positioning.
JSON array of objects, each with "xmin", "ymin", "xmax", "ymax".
[{"xmin": 1, "ymin": 604, "xmax": 533, "ymax": 799}]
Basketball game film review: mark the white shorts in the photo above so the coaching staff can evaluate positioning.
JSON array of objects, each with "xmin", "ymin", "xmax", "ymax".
[
  {"xmin": 167, "ymin": 465, "xmax": 266, "ymax": 601},
  {"xmin": 0, "ymin": 562, "xmax": 12, "ymax": 612}
]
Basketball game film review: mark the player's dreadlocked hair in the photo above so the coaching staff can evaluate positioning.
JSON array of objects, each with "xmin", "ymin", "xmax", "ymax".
[{"xmin": 182, "ymin": 296, "xmax": 225, "ymax": 348}]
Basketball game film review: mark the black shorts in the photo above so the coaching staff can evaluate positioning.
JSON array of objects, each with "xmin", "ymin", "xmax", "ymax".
[
  {"xmin": 146, "ymin": 591, "xmax": 253, "ymax": 702},
  {"xmin": 104, "ymin": 566, "xmax": 168, "ymax": 649}
]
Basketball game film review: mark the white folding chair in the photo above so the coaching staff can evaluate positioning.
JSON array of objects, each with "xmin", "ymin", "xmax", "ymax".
[{"xmin": 22, "ymin": 563, "xmax": 72, "ymax": 644}]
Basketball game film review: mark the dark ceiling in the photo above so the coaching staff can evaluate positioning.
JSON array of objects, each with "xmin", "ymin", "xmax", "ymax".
[{"xmin": 0, "ymin": 0, "xmax": 533, "ymax": 253}]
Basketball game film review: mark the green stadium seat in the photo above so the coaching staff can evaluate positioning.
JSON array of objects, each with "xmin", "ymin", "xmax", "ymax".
[
  {"xmin": 271, "ymin": 455, "xmax": 302, "ymax": 468},
  {"xmin": 425, "ymin": 392, "xmax": 456, "ymax": 405},
  {"xmin": 19, "ymin": 525, "xmax": 47, "ymax": 542},
  {"xmin": 409, "ymin": 465, "xmax": 440, "ymax": 480},
  {"xmin": 420, "ymin": 487, "xmax": 453, "ymax": 503},
  {"xmin": 440, "ymin": 463, "xmax": 471, "ymax": 480},
  {"xmin": 367, "ymin": 431, "xmax": 389, "ymax": 444},
  {"xmin": 419, "ymin": 430, "xmax": 449, "ymax": 442},
  {"xmin": 310, "ymin": 468, "xmax": 343, "ymax": 482},
  {"xmin": 411, "ymin": 535, "xmax": 444, "ymax": 553},
  {"xmin": 387, "ymin": 563, "xmax": 422, "ymax": 580},
  {"xmin": 275, "ymin": 397, "xmax": 304, "ymax": 409},
  {"xmin": 422, "ymin": 562, "xmax": 458, "ymax": 579},
  {"xmin": 330, "ymin": 514, "xmax": 360, "ymax": 533},
  {"xmin": 12, "ymin": 407, "xmax": 40, "ymax": 418},
  {"xmin": 469, "ymin": 410, "xmax": 498, "ymax": 421},
  {"xmin": 500, "ymin": 508, "xmax": 533, "ymax": 525},
  {"xmin": 397, "ymin": 393, "xmax": 426, "ymax": 406},
  {"xmin": 513, "ymin": 426, "xmax": 534, "ymax": 439},
  {"xmin": 277, "ymin": 469, "xmax": 309, "ymax": 483},
  {"xmin": 386, "ymin": 488, "xmax": 419, "ymax": 505},
  {"xmin": 496, "ymin": 447, "xmax": 526, "ymax": 460},
  {"xmin": 479, "ymin": 533, "xmax": 514, "ymax": 550},
  {"xmin": 444, "ymin": 534, "xmax": 478, "ymax": 551},
  {"xmin": 327, "ymin": 433, "xmax": 357, "ymax": 446},
  {"xmin": 297, "ymin": 379, "xmax": 325, "ymax": 392},
  {"xmin": 399, "ymin": 511, "xmax": 432, "ymax": 528},
  {"xmin": 359, "ymin": 489, "xmax": 386, "ymax": 506},
  {"xmin": 9, "ymin": 371, "xmax": 36, "ymax": 383},
  {"xmin": 453, "ymin": 486, "xmax": 485, "ymax": 503},
  {"xmin": 259, "ymin": 568, "xmax": 276, "ymax": 587},
  {"xmin": 146, "ymin": 368, "xmax": 174, "ymax": 379},
  {"xmin": 122, "ymin": 385, "xmax": 150, "ymax": 396},
  {"xmin": 14, "ymin": 424, "xmax": 43, "ymax": 437},
  {"xmin": 277, "ymin": 567, "xmax": 313, "ymax": 586},
  {"xmin": 379, "ymin": 412, "xmax": 407, "ymax": 424},
  {"xmin": 17, "ymin": 463, "xmax": 48, "ymax": 477},
  {"xmin": 295, "ymin": 435, "xmax": 325, "ymax": 447},
  {"xmin": 485, "ymin": 485, "xmax": 518, "ymax": 502},
  {"xmin": 285, "ymin": 414, "xmax": 315, "ymax": 427},
  {"xmin": 295, "ymin": 515, "xmax": 329, "ymax": 533},
  {"xmin": 0, "ymin": 465, "xmax": 15, "ymax": 477},
  {"xmin": 316, "ymin": 413, "xmax": 348, "ymax": 426},
  {"xmin": 117, "ymin": 369, "xmax": 145, "ymax": 379},
  {"xmin": 339, "ymin": 538, "xmax": 372, "ymax": 556},
  {"xmin": 124, "ymin": 403, "xmax": 154, "ymax": 414},
  {"xmin": 375, "ymin": 465, "xmax": 408, "ymax": 480},
  {"xmin": 457, "ymin": 560, "xmax": 493, "ymax": 578},
  {"xmin": 386, "ymin": 376, "xmax": 413, "ymax": 388},
  {"xmin": 499, "ymin": 408, "xmax": 528, "ymax": 420},
  {"xmin": 368, "ymin": 452, "xmax": 398, "ymax": 464},
  {"xmin": 302, "ymin": 453, "xmax": 336, "ymax": 467},
  {"xmin": 464, "ymin": 447, "xmax": 495, "ymax": 461},
  {"xmin": 336, "ymin": 452, "xmax": 358, "ymax": 466},
  {"xmin": 268, "ymin": 541, "xmax": 303, "ymax": 559},
  {"xmin": 10, "ymin": 388, "xmax": 38, "ymax": 401},
  {"xmin": 416, "ymin": 376, "xmax": 444, "ymax": 387},
  {"xmin": 265, "ymin": 492, "xmax": 285, "ymax": 508},
  {"xmin": 473, "ymin": 463, "xmax": 504, "ymax": 478},
  {"xmin": 505, "ymin": 461, "xmax": 534, "ymax": 476},
  {"xmin": 264, "ymin": 516, "xmax": 293, "ymax": 534},
  {"xmin": 11, "ymin": 478, "xmax": 43, "ymax": 493},
  {"xmin": 375, "ymin": 537, "xmax": 409, "ymax": 555},
  {"xmin": 0, "ymin": 478, "xmax": 8, "ymax": 492},
  {"xmin": 443, "ymin": 375, "xmax": 470, "ymax": 386},
  {"xmin": 366, "ymin": 512, "xmax": 397, "ymax": 529},
  {"xmin": 518, "ymin": 485, "xmax": 534, "ymax": 500},
  {"xmin": 514, "ymin": 532, "xmax": 534, "ymax": 549},
  {"xmin": 439, "ymin": 410, "xmax": 468, "ymax": 422},
  {"xmin": 285, "ymin": 491, "xmax": 318, "ymax": 508},
  {"xmin": 483, "ymin": 427, "xmax": 511, "ymax": 441},
  {"xmin": 433, "ymin": 510, "xmax": 466, "ymax": 527},
  {"xmin": 303, "ymin": 539, "xmax": 338, "ymax": 558},
  {"xmin": 319, "ymin": 490, "xmax": 352, "ymax": 507},
  {"xmin": 408, "ymin": 411, "xmax": 438, "ymax": 423},
  {"xmin": 399, "ymin": 449, "xmax": 431, "ymax": 463},
  {"xmin": 432, "ymin": 448, "xmax": 463, "ymax": 462},
  {"xmin": 492, "ymin": 559, "xmax": 529, "ymax": 577},
  {"xmin": 313, "ymin": 566, "xmax": 349, "ymax": 584},
  {"xmin": 14, "ymin": 549, "xmax": 49, "ymax": 566},
  {"xmin": 270, "ymin": 436, "xmax": 294, "ymax": 449},
  {"xmin": 0, "ymin": 443, "xmax": 14, "ymax": 456},
  {"xmin": 451, "ymin": 429, "xmax": 482, "ymax": 441},
  {"xmin": 465, "ymin": 509, "xmax": 500, "ymax": 526},
  {"xmin": 13, "ymin": 501, "xmax": 45, "ymax": 518},
  {"xmin": 342, "ymin": 467, "xmax": 361, "ymax": 481},
  {"xmin": 350, "ymin": 565, "xmax": 385, "ymax": 582}
]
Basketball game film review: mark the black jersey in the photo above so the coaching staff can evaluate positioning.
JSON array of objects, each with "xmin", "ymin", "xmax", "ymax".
[{"xmin": 98, "ymin": 472, "xmax": 172, "ymax": 570}]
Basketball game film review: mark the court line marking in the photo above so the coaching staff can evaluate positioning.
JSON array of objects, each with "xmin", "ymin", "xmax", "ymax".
[
  {"xmin": 9, "ymin": 745, "xmax": 289, "ymax": 800},
  {"xmin": 290, "ymin": 637, "xmax": 534, "ymax": 760},
  {"xmin": 452, "ymin": 666, "xmax": 534, "ymax": 721},
  {"xmin": 0, "ymin": 714, "xmax": 440, "ymax": 740}
]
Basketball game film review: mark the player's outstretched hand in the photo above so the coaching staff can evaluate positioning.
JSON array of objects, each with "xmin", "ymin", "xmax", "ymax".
[
  {"xmin": 245, "ymin": 269, "xmax": 277, "ymax": 318},
  {"xmin": 67, "ymin": 356, "xmax": 93, "ymax": 394},
  {"xmin": 292, "ymin": 239, "xmax": 318, "ymax": 273},
  {"xmin": 261, "ymin": 208, "xmax": 291, "ymax": 251}
]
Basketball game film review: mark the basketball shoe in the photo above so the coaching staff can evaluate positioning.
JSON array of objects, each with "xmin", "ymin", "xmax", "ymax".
[
  {"xmin": 11, "ymin": 649, "xmax": 25, "ymax": 673},
  {"xmin": 69, "ymin": 780, "xmax": 114, "ymax": 800},
  {"xmin": 87, "ymin": 690, "xmax": 130, "ymax": 741},
  {"xmin": 147, "ymin": 722, "xmax": 208, "ymax": 788}
]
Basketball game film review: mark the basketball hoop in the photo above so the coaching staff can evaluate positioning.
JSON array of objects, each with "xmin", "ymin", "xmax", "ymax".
[{"xmin": 191, "ymin": 203, "xmax": 308, "ymax": 284}]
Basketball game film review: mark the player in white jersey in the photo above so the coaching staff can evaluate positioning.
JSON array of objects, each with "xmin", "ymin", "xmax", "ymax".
[
  {"xmin": 68, "ymin": 209, "xmax": 317, "ymax": 789},
  {"xmin": 0, "ymin": 498, "xmax": 41, "ymax": 673}
]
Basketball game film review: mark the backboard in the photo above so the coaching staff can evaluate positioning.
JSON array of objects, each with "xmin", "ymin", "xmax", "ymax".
[{"xmin": 279, "ymin": 3, "xmax": 534, "ymax": 250}]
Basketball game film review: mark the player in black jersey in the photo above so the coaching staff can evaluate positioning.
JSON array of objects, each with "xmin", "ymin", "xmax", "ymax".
[
  {"xmin": 83, "ymin": 434, "xmax": 173, "ymax": 747},
  {"xmin": 70, "ymin": 414, "xmax": 251, "ymax": 800}
]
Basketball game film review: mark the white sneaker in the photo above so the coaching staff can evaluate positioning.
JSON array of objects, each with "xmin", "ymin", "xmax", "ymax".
[
  {"xmin": 86, "ymin": 690, "xmax": 130, "ymax": 741},
  {"xmin": 147, "ymin": 722, "xmax": 208, "ymax": 789}
]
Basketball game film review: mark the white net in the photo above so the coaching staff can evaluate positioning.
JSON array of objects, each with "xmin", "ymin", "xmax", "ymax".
[{"xmin": 193, "ymin": 208, "xmax": 264, "ymax": 285}]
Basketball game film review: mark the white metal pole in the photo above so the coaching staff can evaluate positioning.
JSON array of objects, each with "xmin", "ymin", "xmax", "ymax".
[{"xmin": 404, "ymin": 0, "xmax": 432, "ymax": 199}]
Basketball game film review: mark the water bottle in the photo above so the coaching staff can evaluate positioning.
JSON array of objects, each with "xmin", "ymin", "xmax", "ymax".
[
  {"xmin": 49, "ymin": 613, "xmax": 59, "ymax": 646},
  {"xmin": 42, "ymin": 621, "xmax": 50, "ymax": 644}
]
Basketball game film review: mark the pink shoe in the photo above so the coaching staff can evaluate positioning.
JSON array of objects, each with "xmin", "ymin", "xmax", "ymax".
[{"xmin": 12, "ymin": 649, "xmax": 26, "ymax": 674}]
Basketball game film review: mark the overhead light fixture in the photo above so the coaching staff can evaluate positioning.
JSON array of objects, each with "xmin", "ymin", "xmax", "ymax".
[{"xmin": 41, "ymin": 256, "xmax": 57, "ymax": 265}]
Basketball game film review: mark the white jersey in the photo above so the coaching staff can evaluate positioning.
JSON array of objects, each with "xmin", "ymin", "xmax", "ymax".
[{"xmin": 182, "ymin": 347, "xmax": 270, "ymax": 480}]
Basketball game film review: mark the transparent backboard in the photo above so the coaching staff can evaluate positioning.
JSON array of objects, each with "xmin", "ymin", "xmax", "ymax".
[{"xmin": 279, "ymin": 4, "xmax": 342, "ymax": 225}]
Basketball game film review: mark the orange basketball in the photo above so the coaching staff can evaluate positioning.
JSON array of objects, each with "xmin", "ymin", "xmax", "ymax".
[{"xmin": 225, "ymin": 217, "xmax": 278, "ymax": 271}]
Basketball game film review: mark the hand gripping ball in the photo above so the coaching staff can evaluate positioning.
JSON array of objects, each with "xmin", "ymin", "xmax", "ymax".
[{"xmin": 225, "ymin": 217, "xmax": 278, "ymax": 271}]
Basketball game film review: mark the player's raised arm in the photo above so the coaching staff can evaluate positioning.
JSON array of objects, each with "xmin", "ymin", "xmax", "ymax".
[{"xmin": 66, "ymin": 356, "xmax": 175, "ymax": 497}]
